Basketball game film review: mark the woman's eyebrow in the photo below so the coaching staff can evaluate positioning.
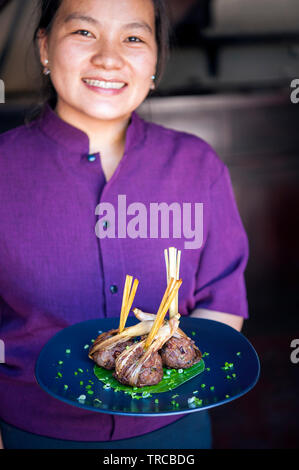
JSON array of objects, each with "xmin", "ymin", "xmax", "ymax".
[
  {"xmin": 63, "ymin": 13, "xmax": 99, "ymax": 25},
  {"xmin": 123, "ymin": 21, "xmax": 153, "ymax": 35},
  {"xmin": 63, "ymin": 13, "xmax": 153, "ymax": 34}
]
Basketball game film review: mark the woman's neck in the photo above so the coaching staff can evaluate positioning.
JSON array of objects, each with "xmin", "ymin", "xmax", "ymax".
[{"xmin": 54, "ymin": 101, "xmax": 131, "ymax": 155}]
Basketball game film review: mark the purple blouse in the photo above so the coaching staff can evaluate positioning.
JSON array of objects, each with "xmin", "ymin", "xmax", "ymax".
[{"xmin": 0, "ymin": 103, "xmax": 248, "ymax": 441}]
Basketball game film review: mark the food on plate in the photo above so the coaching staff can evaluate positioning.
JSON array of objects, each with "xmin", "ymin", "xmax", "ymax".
[
  {"xmin": 133, "ymin": 308, "xmax": 202, "ymax": 369},
  {"xmin": 88, "ymin": 275, "xmax": 140, "ymax": 369},
  {"xmin": 88, "ymin": 329, "xmax": 134, "ymax": 370},
  {"xmin": 89, "ymin": 247, "xmax": 203, "ymax": 389},
  {"xmin": 160, "ymin": 334, "xmax": 202, "ymax": 369},
  {"xmin": 114, "ymin": 278, "xmax": 181, "ymax": 387}
]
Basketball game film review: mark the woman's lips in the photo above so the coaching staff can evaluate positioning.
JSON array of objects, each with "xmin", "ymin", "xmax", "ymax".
[{"xmin": 82, "ymin": 78, "xmax": 128, "ymax": 95}]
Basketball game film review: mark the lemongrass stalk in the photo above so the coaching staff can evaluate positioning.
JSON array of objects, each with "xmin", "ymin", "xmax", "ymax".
[
  {"xmin": 133, "ymin": 308, "xmax": 155, "ymax": 321},
  {"xmin": 165, "ymin": 247, "xmax": 181, "ymax": 319},
  {"xmin": 88, "ymin": 320, "xmax": 153, "ymax": 357},
  {"xmin": 134, "ymin": 308, "xmax": 187, "ymax": 338},
  {"xmin": 118, "ymin": 275, "xmax": 132, "ymax": 333},
  {"xmin": 145, "ymin": 278, "xmax": 182, "ymax": 349},
  {"xmin": 119, "ymin": 278, "xmax": 139, "ymax": 333}
]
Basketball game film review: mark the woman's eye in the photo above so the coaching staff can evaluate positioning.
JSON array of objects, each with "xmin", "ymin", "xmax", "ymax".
[
  {"xmin": 127, "ymin": 36, "xmax": 143, "ymax": 43},
  {"xmin": 74, "ymin": 30, "xmax": 93, "ymax": 38}
]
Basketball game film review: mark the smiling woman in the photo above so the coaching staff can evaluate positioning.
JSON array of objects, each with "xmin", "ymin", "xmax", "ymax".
[
  {"xmin": 32, "ymin": 0, "xmax": 169, "ymax": 115},
  {"xmin": 34, "ymin": 0, "xmax": 159, "ymax": 164},
  {"xmin": 0, "ymin": 0, "xmax": 249, "ymax": 451}
]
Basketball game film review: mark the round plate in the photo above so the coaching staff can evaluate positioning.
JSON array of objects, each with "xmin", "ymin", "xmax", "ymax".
[{"xmin": 35, "ymin": 317, "xmax": 260, "ymax": 416}]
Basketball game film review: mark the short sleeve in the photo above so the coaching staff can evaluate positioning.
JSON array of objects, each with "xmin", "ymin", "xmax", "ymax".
[{"xmin": 194, "ymin": 164, "xmax": 249, "ymax": 318}]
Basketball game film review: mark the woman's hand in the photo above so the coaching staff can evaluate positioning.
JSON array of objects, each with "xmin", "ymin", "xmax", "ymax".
[{"xmin": 190, "ymin": 308, "xmax": 244, "ymax": 332}]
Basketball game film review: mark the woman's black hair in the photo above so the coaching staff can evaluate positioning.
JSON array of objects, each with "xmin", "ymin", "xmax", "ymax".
[{"xmin": 28, "ymin": 0, "xmax": 170, "ymax": 120}]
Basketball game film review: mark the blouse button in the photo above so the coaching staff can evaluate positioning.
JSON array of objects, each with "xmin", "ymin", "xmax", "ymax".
[
  {"xmin": 110, "ymin": 285, "xmax": 118, "ymax": 294},
  {"xmin": 87, "ymin": 154, "xmax": 97, "ymax": 162}
]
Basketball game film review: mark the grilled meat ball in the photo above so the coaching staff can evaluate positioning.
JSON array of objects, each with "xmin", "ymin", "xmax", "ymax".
[
  {"xmin": 89, "ymin": 329, "xmax": 134, "ymax": 370},
  {"xmin": 160, "ymin": 336, "xmax": 202, "ymax": 369},
  {"xmin": 114, "ymin": 342, "xmax": 163, "ymax": 387}
]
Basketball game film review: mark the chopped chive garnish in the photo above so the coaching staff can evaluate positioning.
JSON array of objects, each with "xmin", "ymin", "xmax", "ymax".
[
  {"xmin": 201, "ymin": 383, "xmax": 206, "ymax": 388},
  {"xmin": 84, "ymin": 344, "xmax": 89, "ymax": 349},
  {"xmin": 210, "ymin": 386, "xmax": 215, "ymax": 391},
  {"xmin": 64, "ymin": 384, "xmax": 68, "ymax": 390},
  {"xmin": 154, "ymin": 399, "xmax": 159, "ymax": 404},
  {"xmin": 66, "ymin": 349, "xmax": 71, "ymax": 354},
  {"xmin": 188, "ymin": 396, "xmax": 203, "ymax": 407},
  {"xmin": 87, "ymin": 390, "xmax": 94, "ymax": 395},
  {"xmin": 221, "ymin": 362, "xmax": 234, "ymax": 370},
  {"xmin": 57, "ymin": 372, "xmax": 62, "ymax": 378},
  {"xmin": 58, "ymin": 360, "xmax": 63, "ymax": 365},
  {"xmin": 191, "ymin": 331, "xmax": 196, "ymax": 336},
  {"xmin": 78, "ymin": 368, "xmax": 83, "ymax": 373}
]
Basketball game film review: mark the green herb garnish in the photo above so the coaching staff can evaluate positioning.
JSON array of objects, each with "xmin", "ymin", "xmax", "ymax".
[{"xmin": 93, "ymin": 359, "xmax": 205, "ymax": 396}]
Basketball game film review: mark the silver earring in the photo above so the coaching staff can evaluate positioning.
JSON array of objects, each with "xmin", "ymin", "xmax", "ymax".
[
  {"xmin": 43, "ymin": 59, "xmax": 50, "ymax": 75},
  {"xmin": 150, "ymin": 75, "xmax": 156, "ymax": 90}
]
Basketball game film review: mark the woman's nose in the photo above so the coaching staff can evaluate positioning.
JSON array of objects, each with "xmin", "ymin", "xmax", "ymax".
[{"xmin": 91, "ymin": 39, "xmax": 124, "ymax": 69}]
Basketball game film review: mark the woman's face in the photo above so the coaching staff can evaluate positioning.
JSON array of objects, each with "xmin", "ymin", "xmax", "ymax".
[{"xmin": 38, "ymin": 0, "xmax": 158, "ymax": 123}]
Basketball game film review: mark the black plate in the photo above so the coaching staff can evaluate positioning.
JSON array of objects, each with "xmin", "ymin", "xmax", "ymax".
[{"xmin": 35, "ymin": 317, "xmax": 260, "ymax": 416}]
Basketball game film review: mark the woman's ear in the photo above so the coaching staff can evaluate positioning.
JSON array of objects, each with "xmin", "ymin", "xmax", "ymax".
[{"xmin": 37, "ymin": 28, "xmax": 49, "ymax": 66}]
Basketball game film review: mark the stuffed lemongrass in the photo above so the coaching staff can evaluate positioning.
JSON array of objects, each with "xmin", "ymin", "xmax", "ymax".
[
  {"xmin": 113, "ymin": 278, "xmax": 182, "ymax": 387},
  {"xmin": 133, "ymin": 307, "xmax": 202, "ymax": 370},
  {"xmin": 88, "ymin": 320, "xmax": 155, "ymax": 369},
  {"xmin": 114, "ymin": 316, "xmax": 180, "ymax": 387}
]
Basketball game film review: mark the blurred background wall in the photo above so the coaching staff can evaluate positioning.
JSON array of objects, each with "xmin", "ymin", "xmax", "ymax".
[{"xmin": 0, "ymin": 0, "xmax": 299, "ymax": 449}]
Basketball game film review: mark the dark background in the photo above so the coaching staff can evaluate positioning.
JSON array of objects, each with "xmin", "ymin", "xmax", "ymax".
[{"xmin": 0, "ymin": 0, "xmax": 299, "ymax": 449}]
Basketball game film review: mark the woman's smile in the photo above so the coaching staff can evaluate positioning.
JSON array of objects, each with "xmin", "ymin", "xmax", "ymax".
[{"xmin": 82, "ymin": 78, "xmax": 128, "ymax": 95}]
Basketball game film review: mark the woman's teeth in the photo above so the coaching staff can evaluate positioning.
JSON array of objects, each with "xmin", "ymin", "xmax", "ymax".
[{"xmin": 83, "ymin": 79, "xmax": 126, "ymax": 89}]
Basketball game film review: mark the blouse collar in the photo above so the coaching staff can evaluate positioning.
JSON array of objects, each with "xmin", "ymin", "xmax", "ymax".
[{"xmin": 35, "ymin": 102, "xmax": 146, "ymax": 156}]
